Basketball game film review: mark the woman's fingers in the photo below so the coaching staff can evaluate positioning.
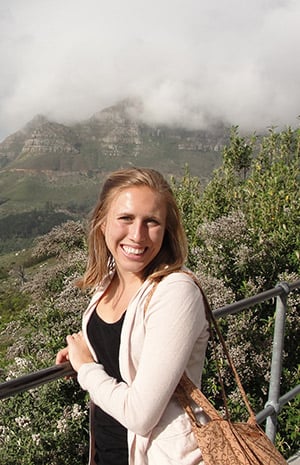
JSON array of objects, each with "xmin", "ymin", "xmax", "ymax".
[
  {"xmin": 55, "ymin": 346, "xmax": 69, "ymax": 365},
  {"xmin": 65, "ymin": 331, "xmax": 94, "ymax": 372}
]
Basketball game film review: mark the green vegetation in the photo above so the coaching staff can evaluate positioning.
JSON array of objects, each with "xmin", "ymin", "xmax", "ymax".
[
  {"xmin": 172, "ymin": 127, "xmax": 300, "ymax": 458},
  {"xmin": 0, "ymin": 127, "xmax": 299, "ymax": 463},
  {"xmin": 0, "ymin": 208, "xmax": 78, "ymax": 254},
  {"xmin": 0, "ymin": 170, "xmax": 102, "ymax": 218}
]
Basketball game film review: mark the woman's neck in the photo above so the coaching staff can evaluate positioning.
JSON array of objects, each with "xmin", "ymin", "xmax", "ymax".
[{"xmin": 96, "ymin": 272, "xmax": 143, "ymax": 323}]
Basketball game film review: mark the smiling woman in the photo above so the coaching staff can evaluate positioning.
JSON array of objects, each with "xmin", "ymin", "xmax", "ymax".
[
  {"xmin": 56, "ymin": 167, "xmax": 210, "ymax": 465},
  {"xmin": 102, "ymin": 186, "xmax": 166, "ymax": 281}
]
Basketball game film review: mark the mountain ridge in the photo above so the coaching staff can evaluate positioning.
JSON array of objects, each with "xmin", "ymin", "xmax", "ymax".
[
  {"xmin": 0, "ymin": 100, "xmax": 228, "ymax": 225},
  {"xmin": 0, "ymin": 100, "xmax": 228, "ymax": 170}
]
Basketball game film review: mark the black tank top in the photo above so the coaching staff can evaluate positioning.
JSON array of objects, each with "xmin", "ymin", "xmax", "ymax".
[{"xmin": 87, "ymin": 309, "xmax": 128, "ymax": 465}]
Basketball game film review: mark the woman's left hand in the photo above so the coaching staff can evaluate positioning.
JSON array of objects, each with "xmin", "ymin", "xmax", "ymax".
[{"xmin": 66, "ymin": 331, "xmax": 94, "ymax": 372}]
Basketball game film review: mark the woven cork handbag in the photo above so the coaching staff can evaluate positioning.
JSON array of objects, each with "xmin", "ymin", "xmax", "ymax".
[{"xmin": 176, "ymin": 372, "xmax": 287, "ymax": 465}]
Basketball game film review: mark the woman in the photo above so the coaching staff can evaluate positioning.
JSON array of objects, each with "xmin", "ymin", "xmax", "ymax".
[{"xmin": 56, "ymin": 167, "xmax": 209, "ymax": 465}]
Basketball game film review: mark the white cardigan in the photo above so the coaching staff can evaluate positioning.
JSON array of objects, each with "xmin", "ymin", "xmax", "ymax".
[{"xmin": 78, "ymin": 271, "xmax": 209, "ymax": 465}]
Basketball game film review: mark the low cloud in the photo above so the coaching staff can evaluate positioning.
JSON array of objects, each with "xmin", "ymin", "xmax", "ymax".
[{"xmin": 1, "ymin": 0, "xmax": 299, "ymax": 140}]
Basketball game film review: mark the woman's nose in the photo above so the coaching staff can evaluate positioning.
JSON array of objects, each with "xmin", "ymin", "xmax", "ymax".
[{"xmin": 130, "ymin": 221, "xmax": 146, "ymax": 242}]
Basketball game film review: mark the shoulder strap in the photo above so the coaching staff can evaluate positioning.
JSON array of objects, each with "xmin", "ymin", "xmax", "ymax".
[
  {"xmin": 144, "ymin": 270, "xmax": 256, "ymax": 423},
  {"xmin": 180, "ymin": 270, "xmax": 256, "ymax": 422}
]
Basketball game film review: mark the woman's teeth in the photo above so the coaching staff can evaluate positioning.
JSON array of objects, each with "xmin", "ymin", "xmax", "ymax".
[{"xmin": 123, "ymin": 246, "xmax": 145, "ymax": 255}]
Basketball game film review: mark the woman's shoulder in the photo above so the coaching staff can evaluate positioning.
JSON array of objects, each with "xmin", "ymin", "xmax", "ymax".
[
  {"xmin": 146, "ymin": 269, "xmax": 204, "ymax": 301},
  {"xmin": 156, "ymin": 268, "xmax": 200, "ymax": 287},
  {"xmin": 144, "ymin": 268, "xmax": 209, "ymax": 319}
]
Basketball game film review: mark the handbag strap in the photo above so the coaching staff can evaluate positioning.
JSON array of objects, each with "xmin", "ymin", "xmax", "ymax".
[
  {"xmin": 144, "ymin": 271, "xmax": 256, "ymax": 423},
  {"xmin": 181, "ymin": 271, "xmax": 256, "ymax": 422}
]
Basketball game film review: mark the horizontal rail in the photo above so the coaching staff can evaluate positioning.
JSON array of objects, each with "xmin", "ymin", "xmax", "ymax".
[
  {"xmin": 256, "ymin": 384, "xmax": 300, "ymax": 424},
  {"xmin": 214, "ymin": 279, "xmax": 300, "ymax": 318},
  {"xmin": 0, "ymin": 362, "xmax": 75, "ymax": 400},
  {"xmin": 0, "ymin": 279, "xmax": 299, "ymax": 409}
]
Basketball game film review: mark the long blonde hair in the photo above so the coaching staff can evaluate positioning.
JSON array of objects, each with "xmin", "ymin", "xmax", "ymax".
[{"xmin": 78, "ymin": 167, "xmax": 188, "ymax": 289}]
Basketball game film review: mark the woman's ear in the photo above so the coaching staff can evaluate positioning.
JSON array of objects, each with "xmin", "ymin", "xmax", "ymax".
[{"xmin": 100, "ymin": 221, "xmax": 106, "ymax": 234}]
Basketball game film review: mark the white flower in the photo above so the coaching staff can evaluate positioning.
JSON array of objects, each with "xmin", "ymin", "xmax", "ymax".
[
  {"xmin": 32, "ymin": 433, "xmax": 41, "ymax": 445},
  {"xmin": 15, "ymin": 416, "xmax": 31, "ymax": 429},
  {"xmin": 15, "ymin": 357, "xmax": 29, "ymax": 370},
  {"xmin": 57, "ymin": 418, "xmax": 68, "ymax": 433},
  {"xmin": 71, "ymin": 403, "xmax": 85, "ymax": 421}
]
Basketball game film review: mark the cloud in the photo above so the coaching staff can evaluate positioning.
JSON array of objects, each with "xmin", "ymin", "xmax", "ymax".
[{"xmin": 0, "ymin": 0, "xmax": 300, "ymax": 140}]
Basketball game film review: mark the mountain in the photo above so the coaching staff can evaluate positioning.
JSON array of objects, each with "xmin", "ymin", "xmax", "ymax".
[{"xmin": 0, "ymin": 99, "xmax": 229, "ymax": 252}]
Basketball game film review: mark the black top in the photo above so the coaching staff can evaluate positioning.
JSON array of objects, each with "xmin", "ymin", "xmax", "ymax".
[{"xmin": 87, "ymin": 309, "xmax": 128, "ymax": 465}]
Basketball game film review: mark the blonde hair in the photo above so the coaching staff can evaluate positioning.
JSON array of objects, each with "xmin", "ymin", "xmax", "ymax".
[{"xmin": 78, "ymin": 167, "xmax": 188, "ymax": 289}]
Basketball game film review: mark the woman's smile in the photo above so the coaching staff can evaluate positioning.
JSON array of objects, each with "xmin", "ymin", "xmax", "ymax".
[{"xmin": 121, "ymin": 245, "xmax": 147, "ymax": 257}]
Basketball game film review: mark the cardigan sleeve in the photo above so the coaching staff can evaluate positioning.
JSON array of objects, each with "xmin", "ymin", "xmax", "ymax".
[{"xmin": 78, "ymin": 273, "xmax": 209, "ymax": 436}]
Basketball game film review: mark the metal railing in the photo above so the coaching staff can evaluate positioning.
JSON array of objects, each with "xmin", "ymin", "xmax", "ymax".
[{"xmin": 0, "ymin": 279, "xmax": 300, "ymax": 443}]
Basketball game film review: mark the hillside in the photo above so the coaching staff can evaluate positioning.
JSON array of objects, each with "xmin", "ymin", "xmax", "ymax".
[
  {"xmin": 0, "ymin": 123, "xmax": 299, "ymax": 462},
  {"xmin": 0, "ymin": 99, "xmax": 229, "ymax": 252}
]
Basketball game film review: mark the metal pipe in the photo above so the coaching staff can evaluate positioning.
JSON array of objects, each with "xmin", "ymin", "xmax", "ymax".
[
  {"xmin": 278, "ymin": 383, "xmax": 300, "ymax": 406},
  {"xmin": 256, "ymin": 384, "xmax": 300, "ymax": 424},
  {"xmin": 214, "ymin": 287, "xmax": 283, "ymax": 318},
  {"xmin": 256, "ymin": 404, "xmax": 275, "ymax": 425},
  {"xmin": 0, "ymin": 362, "xmax": 75, "ymax": 400},
  {"xmin": 265, "ymin": 283, "xmax": 289, "ymax": 442},
  {"xmin": 214, "ymin": 279, "xmax": 300, "ymax": 318}
]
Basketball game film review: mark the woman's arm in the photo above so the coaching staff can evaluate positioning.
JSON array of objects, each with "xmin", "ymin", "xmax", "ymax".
[{"xmin": 78, "ymin": 274, "xmax": 209, "ymax": 435}]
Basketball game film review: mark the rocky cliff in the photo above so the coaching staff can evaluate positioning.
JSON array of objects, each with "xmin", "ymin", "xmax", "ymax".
[
  {"xmin": 0, "ymin": 100, "xmax": 228, "ymax": 170},
  {"xmin": 0, "ymin": 99, "xmax": 228, "ymax": 218}
]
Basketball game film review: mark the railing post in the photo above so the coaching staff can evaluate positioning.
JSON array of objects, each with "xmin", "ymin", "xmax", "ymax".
[{"xmin": 265, "ymin": 282, "xmax": 290, "ymax": 442}]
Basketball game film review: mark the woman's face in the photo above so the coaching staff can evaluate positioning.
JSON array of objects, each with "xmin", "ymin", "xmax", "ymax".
[{"xmin": 101, "ymin": 186, "xmax": 167, "ymax": 279}]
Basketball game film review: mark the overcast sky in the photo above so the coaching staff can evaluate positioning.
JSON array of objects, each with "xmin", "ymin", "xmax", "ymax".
[{"xmin": 0, "ymin": 0, "xmax": 299, "ymax": 140}]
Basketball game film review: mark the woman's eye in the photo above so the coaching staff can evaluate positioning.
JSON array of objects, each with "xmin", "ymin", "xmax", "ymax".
[{"xmin": 147, "ymin": 218, "xmax": 159, "ymax": 225}]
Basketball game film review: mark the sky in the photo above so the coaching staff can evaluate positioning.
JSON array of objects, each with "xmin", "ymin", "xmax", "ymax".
[{"xmin": 0, "ymin": 0, "xmax": 300, "ymax": 141}]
